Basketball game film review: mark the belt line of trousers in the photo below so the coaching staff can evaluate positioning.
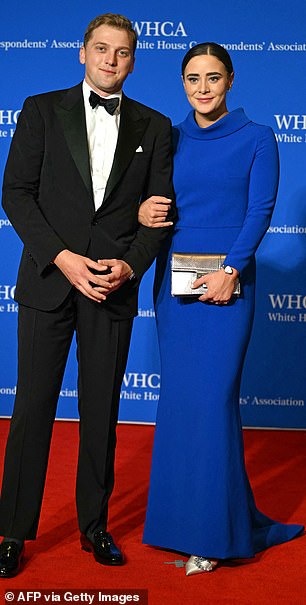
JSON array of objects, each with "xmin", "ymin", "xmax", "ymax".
[{"xmin": 0, "ymin": 289, "xmax": 133, "ymax": 540}]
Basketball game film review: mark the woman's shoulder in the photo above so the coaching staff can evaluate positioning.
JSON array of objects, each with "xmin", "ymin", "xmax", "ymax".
[
  {"xmin": 172, "ymin": 124, "xmax": 186, "ymax": 153},
  {"xmin": 247, "ymin": 123, "xmax": 278, "ymax": 158},
  {"xmin": 245, "ymin": 117, "xmax": 276, "ymax": 143}
]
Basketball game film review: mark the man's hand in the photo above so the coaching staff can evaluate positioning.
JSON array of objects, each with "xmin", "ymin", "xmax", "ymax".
[
  {"xmin": 97, "ymin": 259, "xmax": 134, "ymax": 293},
  {"xmin": 138, "ymin": 196, "xmax": 173, "ymax": 228},
  {"xmin": 53, "ymin": 249, "xmax": 112, "ymax": 302}
]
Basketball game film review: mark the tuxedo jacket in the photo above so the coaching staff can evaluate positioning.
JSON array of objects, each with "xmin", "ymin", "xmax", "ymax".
[{"xmin": 2, "ymin": 83, "xmax": 174, "ymax": 319}]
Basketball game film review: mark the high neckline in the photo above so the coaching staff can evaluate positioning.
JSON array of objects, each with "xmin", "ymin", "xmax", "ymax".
[{"xmin": 179, "ymin": 108, "xmax": 251, "ymax": 140}]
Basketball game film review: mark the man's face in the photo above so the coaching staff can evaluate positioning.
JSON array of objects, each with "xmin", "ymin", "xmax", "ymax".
[{"xmin": 80, "ymin": 25, "xmax": 135, "ymax": 96}]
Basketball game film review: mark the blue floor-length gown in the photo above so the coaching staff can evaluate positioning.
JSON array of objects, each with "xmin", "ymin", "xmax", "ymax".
[{"xmin": 143, "ymin": 109, "xmax": 303, "ymax": 559}]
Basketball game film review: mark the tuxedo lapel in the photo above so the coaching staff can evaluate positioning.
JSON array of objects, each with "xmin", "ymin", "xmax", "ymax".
[
  {"xmin": 54, "ymin": 83, "xmax": 93, "ymax": 201},
  {"xmin": 103, "ymin": 94, "xmax": 150, "ymax": 204},
  {"xmin": 54, "ymin": 88, "xmax": 150, "ymax": 209}
]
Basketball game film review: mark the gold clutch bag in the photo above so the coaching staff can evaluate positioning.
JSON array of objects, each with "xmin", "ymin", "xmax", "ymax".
[{"xmin": 171, "ymin": 252, "xmax": 240, "ymax": 297}]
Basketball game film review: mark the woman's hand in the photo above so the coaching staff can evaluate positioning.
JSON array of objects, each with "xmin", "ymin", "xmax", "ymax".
[
  {"xmin": 193, "ymin": 268, "xmax": 239, "ymax": 304},
  {"xmin": 138, "ymin": 196, "xmax": 173, "ymax": 228}
]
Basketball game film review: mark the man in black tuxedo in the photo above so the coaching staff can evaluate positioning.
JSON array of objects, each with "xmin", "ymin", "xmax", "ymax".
[{"xmin": 0, "ymin": 13, "xmax": 174, "ymax": 577}]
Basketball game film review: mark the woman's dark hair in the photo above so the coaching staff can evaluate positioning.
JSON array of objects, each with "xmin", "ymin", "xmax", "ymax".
[{"xmin": 182, "ymin": 42, "xmax": 233, "ymax": 76}]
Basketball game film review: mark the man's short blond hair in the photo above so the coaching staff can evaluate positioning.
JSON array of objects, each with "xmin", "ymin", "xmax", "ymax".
[{"xmin": 84, "ymin": 13, "xmax": 137, "ymax": 54}]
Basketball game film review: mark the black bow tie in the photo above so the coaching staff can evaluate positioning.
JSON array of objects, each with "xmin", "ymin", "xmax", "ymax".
[{"xmin": 89, "ymin": 91, "xmax": 119, "ymax": 115}]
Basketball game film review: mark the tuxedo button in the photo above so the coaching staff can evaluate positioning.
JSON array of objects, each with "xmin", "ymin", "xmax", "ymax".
[{"xmin": 92, "ymin": 219, "xmax": 98, "ymax": 226}]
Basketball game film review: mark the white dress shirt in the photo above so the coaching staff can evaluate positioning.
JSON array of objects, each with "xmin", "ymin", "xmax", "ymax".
[{"xmin": 83, "ymin": 80, "xmax": 121, "ymax": 211}]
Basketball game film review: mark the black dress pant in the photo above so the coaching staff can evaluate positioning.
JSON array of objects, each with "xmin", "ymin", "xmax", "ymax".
[{"xmin": 0, "ymin": 290, "xmax": 133, "ymax": 539}]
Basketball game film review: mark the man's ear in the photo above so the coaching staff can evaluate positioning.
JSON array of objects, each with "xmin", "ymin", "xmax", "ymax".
[
  {"xmin": 129, "ymin": 56, "xmax": 135, "ymax": 75},
  {"xmin": 79, "ymin": 46, "xmax": 86, "ymax": 65}
]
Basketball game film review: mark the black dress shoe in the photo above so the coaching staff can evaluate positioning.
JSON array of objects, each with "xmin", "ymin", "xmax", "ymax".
[
  {"xmin": 0, "ymin": 541, "xmax": 25, "ymax": 578},
  {"xmin": 80, "ymin": 530, "xmax": 124, "ymax": 566}
]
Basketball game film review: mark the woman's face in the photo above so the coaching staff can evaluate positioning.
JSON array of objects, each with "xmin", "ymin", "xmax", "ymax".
[{"xmin": 183, "ymin": 54, "xmax": 234, "ymax": 126}]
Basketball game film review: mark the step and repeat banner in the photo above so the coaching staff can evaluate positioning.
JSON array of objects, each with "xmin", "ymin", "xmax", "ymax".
[{"xmin": 0, "ymin": 0, "xmax": 305, "ymax": 428}]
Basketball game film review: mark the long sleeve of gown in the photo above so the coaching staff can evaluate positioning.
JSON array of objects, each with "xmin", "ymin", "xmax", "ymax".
[{"xmin": 225, "ymin": 126, "xmax": 279, "ymax": 273}]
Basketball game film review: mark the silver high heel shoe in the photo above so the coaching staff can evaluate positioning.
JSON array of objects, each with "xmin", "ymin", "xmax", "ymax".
[{"xmin": 185, "ymin": 555, "xmax": 217, "ymax": 576}]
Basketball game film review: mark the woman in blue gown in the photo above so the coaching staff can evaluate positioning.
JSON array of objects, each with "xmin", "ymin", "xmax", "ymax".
[{"xmin": 140, "ymin": 43, "xmax": 303, "ymax": 575}]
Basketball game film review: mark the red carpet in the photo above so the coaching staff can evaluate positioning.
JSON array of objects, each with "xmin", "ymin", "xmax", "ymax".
[{"xmin": 0, "ymin": 420, "xmax": 305, "ymax": 604}]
